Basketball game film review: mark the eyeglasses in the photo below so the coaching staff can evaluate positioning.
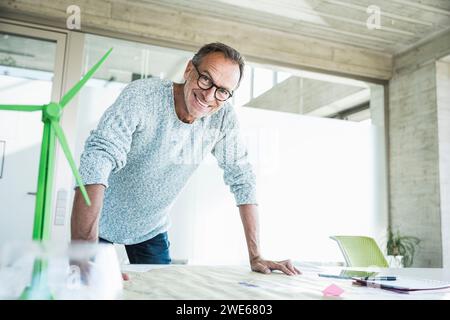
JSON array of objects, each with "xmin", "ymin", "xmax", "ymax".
[{"xmin": 192, "ymin": 64, "xmax": 233, "ymax": 102}]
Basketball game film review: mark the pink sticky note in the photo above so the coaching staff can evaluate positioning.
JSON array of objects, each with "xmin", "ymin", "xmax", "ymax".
[{"xmin": 322, "ymin": 284, "xmax": 344, "ymax": 297}]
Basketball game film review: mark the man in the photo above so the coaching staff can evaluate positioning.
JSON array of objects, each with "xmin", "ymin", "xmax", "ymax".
[{"xmin": 71, "ymin": 42, "xmax": 300, "ymax": 277}]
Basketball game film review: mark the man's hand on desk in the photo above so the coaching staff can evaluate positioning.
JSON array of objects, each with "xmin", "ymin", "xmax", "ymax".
[{"xmin": 250, "ymin": 257, "xmax": 301, "ymax": 276}]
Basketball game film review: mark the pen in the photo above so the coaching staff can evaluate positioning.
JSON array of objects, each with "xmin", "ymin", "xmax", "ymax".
[
  {"xmin": 364, "ymin": 276, "xmax": 397, "ymax": 281},
  {"xmin": 352, "ymin": 278, "xmax": 408, "ymax": 293}
]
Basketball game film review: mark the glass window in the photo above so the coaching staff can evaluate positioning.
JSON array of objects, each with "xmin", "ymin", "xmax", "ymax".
[
  {"xmin": 252, "ymin": 67, "xmax": 274, "ymax": 98},
  {"xmin": 276, "ymin": 71, "xmax": 291, "ymax": 83}
]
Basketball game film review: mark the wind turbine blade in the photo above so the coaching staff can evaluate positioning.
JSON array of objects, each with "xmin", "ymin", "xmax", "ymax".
[
  {"xmin": 59, "ymin": 48, "xmax": 113, "ymax": 108},
  {"xmin": 0, "ymin": 104, "xmax": 44, "ymax": 111},
  {"xmin": 50, "ymin": 121, "xmax": 91, "ymax": 206}
]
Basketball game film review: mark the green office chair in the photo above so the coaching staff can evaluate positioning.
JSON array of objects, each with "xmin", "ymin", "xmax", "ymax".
[{"xmin": 330, "ymin": 236, "xmax": 389, "ymax": 268}]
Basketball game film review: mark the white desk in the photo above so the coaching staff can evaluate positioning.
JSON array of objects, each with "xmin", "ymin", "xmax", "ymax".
[{"xmin": 121, "ymin": 263, "xmax": 450, "ymax": 300}]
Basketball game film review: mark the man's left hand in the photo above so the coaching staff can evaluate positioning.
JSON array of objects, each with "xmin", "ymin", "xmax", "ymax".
[{"xmin": 250, "ymin": 257, "xmax": 301, "ymax": 276}]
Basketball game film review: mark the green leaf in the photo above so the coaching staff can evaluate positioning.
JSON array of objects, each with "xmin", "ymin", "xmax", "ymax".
[{"xmin": 386, "ymin": 228, "xmax": 420, "ymax": 267}]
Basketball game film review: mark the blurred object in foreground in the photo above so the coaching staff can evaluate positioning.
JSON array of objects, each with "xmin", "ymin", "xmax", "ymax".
[{"xmin": 0, "ymin": 241, "xmax": 123, "ymax": 300}]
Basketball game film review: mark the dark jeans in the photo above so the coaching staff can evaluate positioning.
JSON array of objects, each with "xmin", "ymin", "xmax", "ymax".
[{"xmin": 99, "ymin": 232, "xmax": 171, "ymax": 264}]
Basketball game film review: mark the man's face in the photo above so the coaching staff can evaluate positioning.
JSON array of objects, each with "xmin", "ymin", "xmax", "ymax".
[{"xmin": 183, "ymin": 52, "xmax": 240, "ymax": 120}]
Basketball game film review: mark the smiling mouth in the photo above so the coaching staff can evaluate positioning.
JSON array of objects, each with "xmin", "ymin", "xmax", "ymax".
[{"xmin": 194, "ymin": 93, "xmax": 210, "ymax": 110}]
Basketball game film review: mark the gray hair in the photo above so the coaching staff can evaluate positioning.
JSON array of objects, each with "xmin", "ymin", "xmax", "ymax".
[{"xmin": 192, "ymin": 42, "xmax": 245, "ymax": 87}]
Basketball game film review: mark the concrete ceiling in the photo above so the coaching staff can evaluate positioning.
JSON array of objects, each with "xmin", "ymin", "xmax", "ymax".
[{"xmin": 142, "ymin": 0, "xmax": 450, "ymax": 54}]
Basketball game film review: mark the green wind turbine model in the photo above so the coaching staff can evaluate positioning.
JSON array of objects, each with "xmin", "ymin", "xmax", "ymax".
[{"xmin": 0, "ymin": 48, "xmax": 112, "ymax": 299}]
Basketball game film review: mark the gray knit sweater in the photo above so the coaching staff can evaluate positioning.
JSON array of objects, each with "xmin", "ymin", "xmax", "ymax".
[{"xmin": 78, "ymin": 78, "xmax": 257, "ymax": 244}]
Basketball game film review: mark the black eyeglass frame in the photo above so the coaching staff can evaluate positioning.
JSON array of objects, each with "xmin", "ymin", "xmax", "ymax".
[{"xmin": 192, "ymin": 63, "xmax": 234, "ymax": 102}]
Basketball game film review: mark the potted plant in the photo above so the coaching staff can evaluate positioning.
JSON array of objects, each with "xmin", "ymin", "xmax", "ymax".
[{"xmin": 386, "ymin": 228, "xmax": 421, "ymax": 267}]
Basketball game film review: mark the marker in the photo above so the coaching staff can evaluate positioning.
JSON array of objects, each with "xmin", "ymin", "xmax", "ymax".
[{"xmin": 364, "ymin": 276, "xmax": 397, "ymax": 281}]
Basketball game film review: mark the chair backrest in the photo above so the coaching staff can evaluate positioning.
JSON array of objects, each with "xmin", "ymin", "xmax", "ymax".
[{"xmin": 330, "ymin": 236, "xmax": 389, "ymax": 268}]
